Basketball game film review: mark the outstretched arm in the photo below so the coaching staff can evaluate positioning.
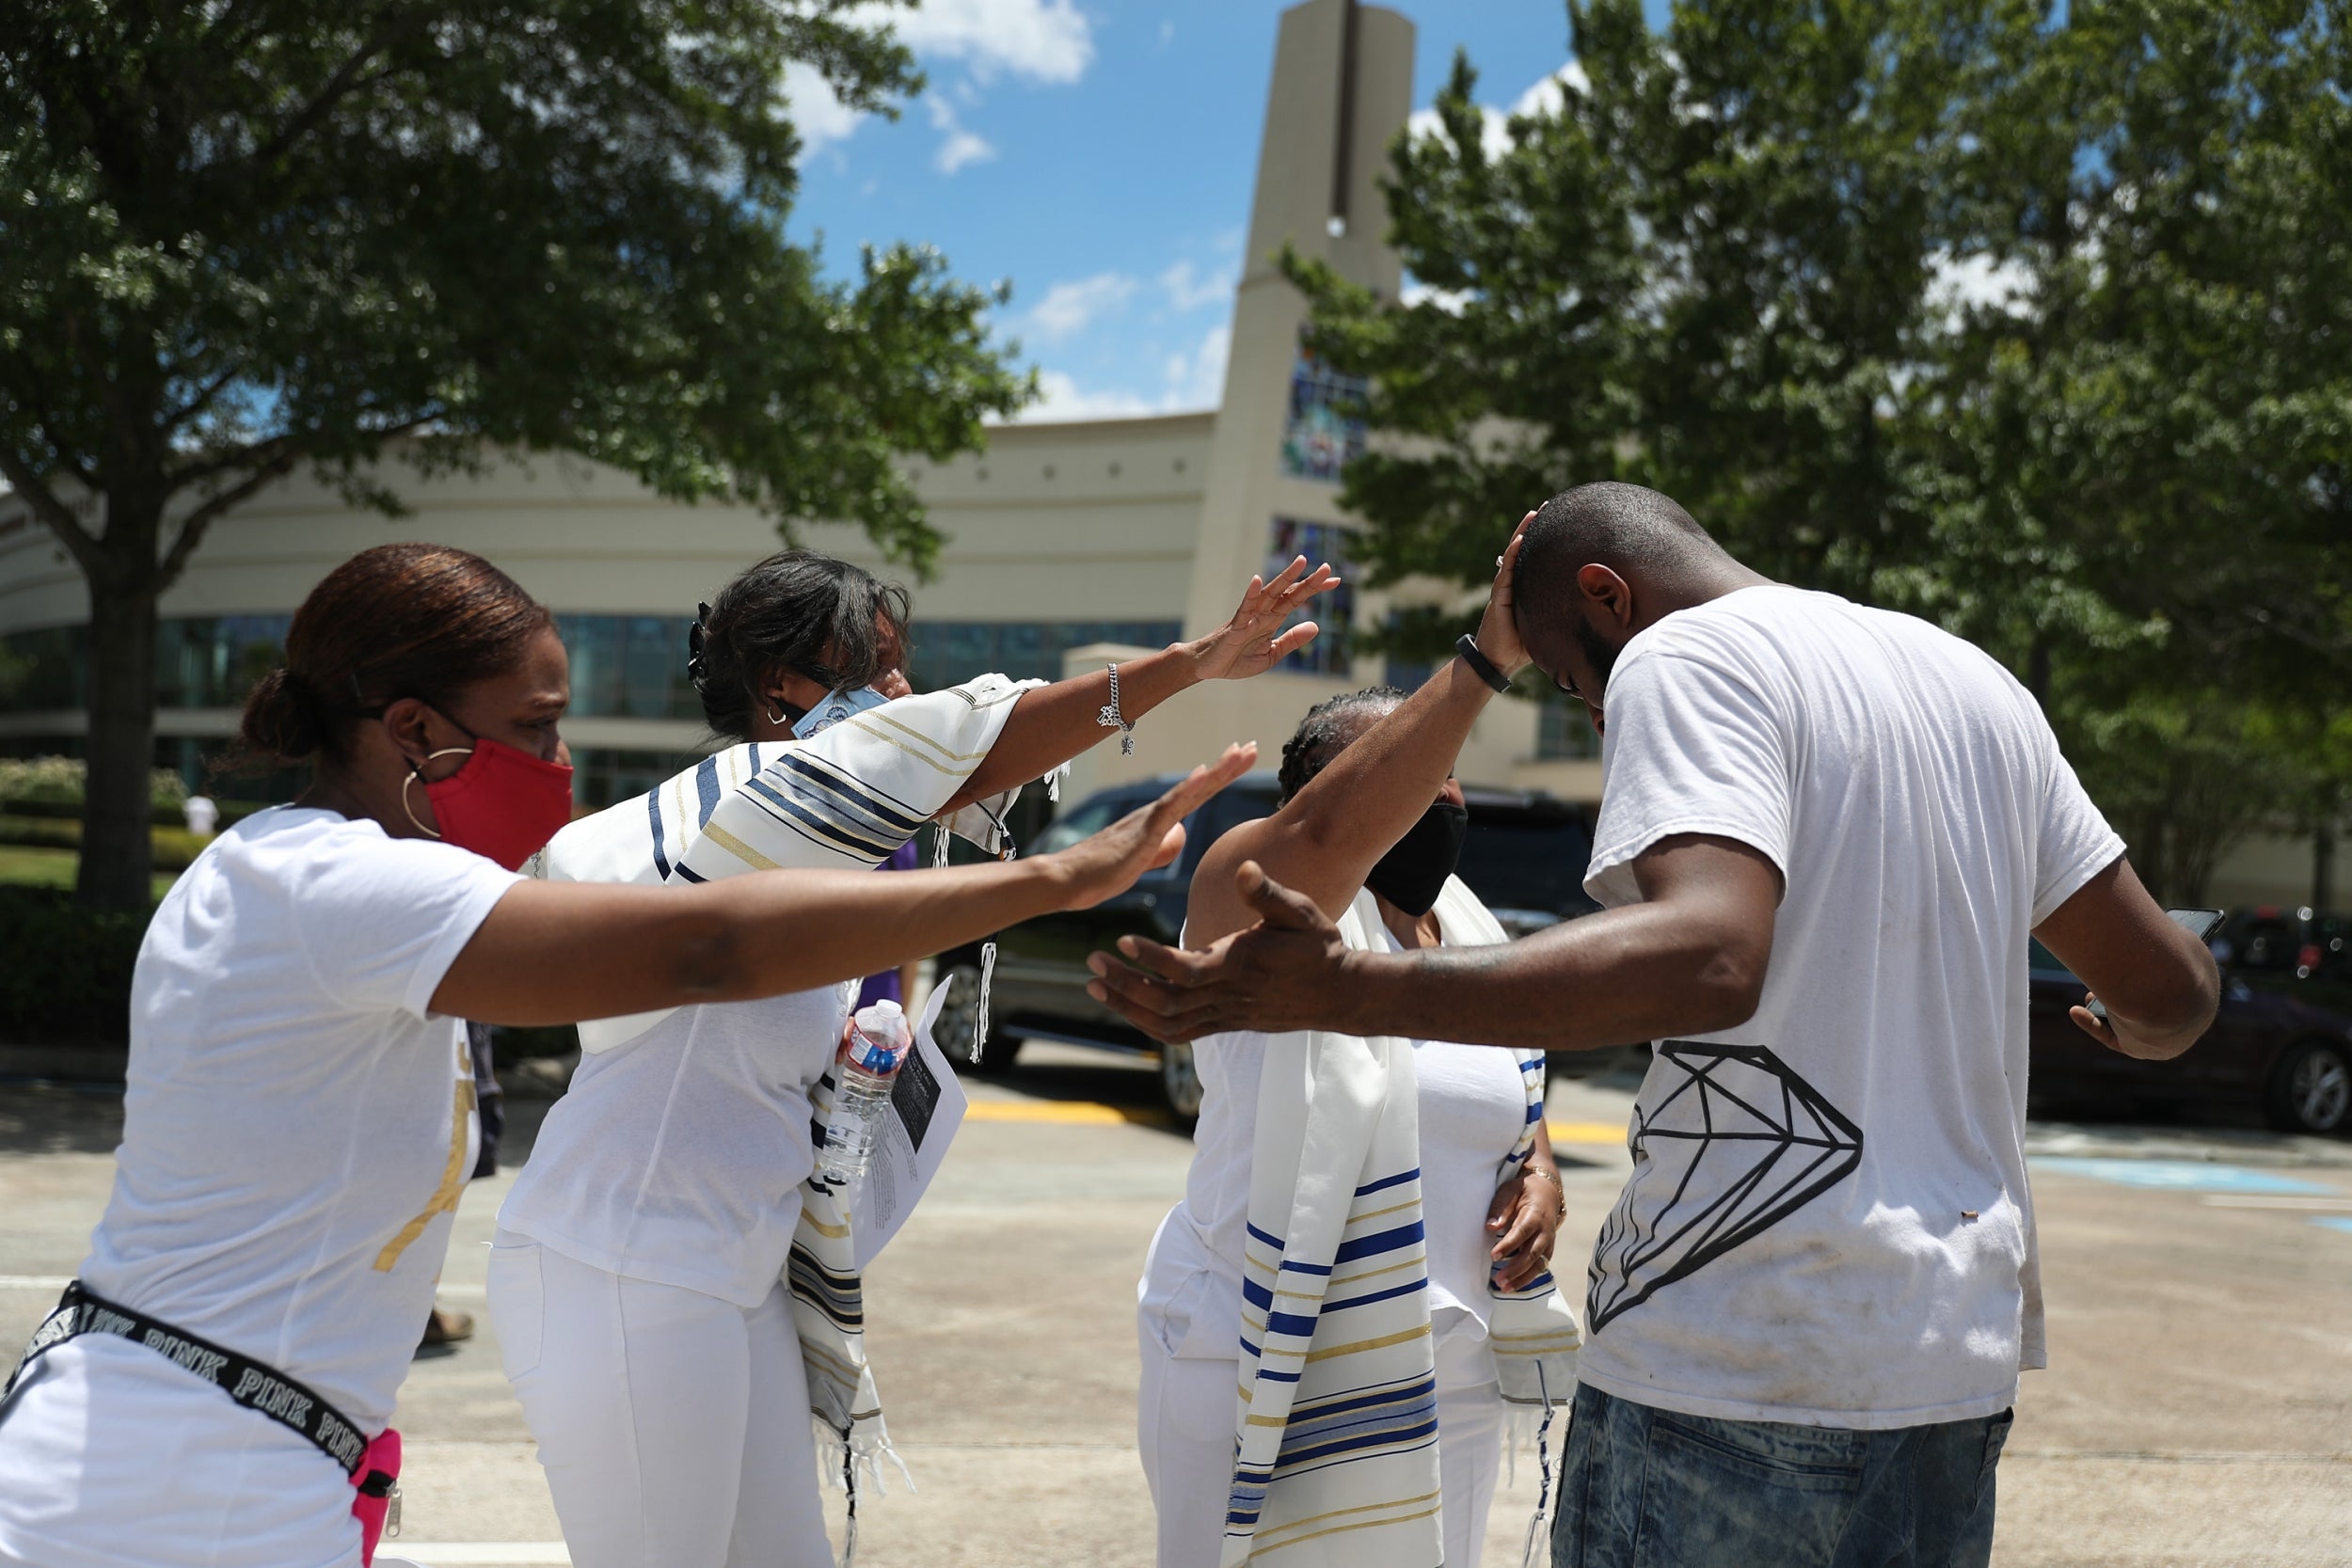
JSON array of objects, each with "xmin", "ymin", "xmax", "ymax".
[
  {"xmin": 1187, "ymin": 524, "xmax": 1531, "ymax": 946},
  {"xmin": 437, "ymin": 744, "xmax": 1258, "ymax": 1025},
  {"xmin": 1089, "ymin": 832, "xmax": 1781, "ymax": 1052},
  {"xmin": 944, "ymin": 558, "xmax": 1338, "ymax": 812}
]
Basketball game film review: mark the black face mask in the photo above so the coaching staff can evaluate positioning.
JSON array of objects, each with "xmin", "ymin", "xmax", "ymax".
[{"xmin": 1365, "ymin": 799, "xmax": 1470, "ymax": 918}]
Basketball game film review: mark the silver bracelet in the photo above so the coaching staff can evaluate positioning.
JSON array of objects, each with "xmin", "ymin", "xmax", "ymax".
[{"xmin": 1096, "ymin": 662, "xmax": 1136, "ymax": 755}]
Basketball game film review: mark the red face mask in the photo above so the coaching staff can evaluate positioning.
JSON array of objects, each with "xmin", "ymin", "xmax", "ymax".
[{"xmin": 405, "ymin": 730, "xmax": 575, "ymax": 871}]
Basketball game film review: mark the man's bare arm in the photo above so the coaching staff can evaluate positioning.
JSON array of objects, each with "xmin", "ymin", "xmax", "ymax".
[
  {"xmin": 1090, "ymin": 832, "xmax": 1782, "ymax": 1051},
  {"xmin": 2033, "ymin": 855, "xmax": 2218, "ymax": 1060},
  {"xmin": 1187, "ymin": 527, "xmax": 1528, "ymax": 945}
]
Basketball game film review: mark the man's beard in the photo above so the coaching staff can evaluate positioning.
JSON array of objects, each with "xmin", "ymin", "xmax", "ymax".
[{"xmin": 1574, "ymin": 616, "xmax": 1622, "ymax": 694}]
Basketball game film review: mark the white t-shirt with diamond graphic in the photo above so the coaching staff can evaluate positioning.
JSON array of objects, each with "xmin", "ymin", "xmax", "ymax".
[{"xmin": 1575, "ymin": 585, "xmax": 2122, "ymax": 1429}]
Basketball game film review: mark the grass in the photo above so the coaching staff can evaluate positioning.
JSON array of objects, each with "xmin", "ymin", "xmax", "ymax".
[{"xmin": 0, "ymin": 844, "xmax": 180, "ymax": 902}]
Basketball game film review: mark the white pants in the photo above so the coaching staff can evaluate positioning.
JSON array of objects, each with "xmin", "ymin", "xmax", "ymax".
[
  {"xmin": 1137, "ymin": 1322, "xmax": 1503, "ymax": 1568},
  {"xmin": 485, "ymin": 1233, "xmax": 832, "ymax": 1568}
]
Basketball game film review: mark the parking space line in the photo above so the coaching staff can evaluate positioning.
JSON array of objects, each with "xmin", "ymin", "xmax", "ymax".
[
  {"xmin": 377, "ymin": 1546, "xmax": 569, "ymax": 1565},
  {"xmin": 2031, "ymin": 1158, "xmax": 2338, "ymax": 1195},
  {"xmin": 0, "ymin": 1275, "xmax": 72, "ymax": 1291}
]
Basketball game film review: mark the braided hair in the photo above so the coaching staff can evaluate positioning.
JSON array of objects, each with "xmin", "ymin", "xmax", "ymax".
[
  {"xmin": 687, "ymin": 551, "xmax": 913, "ymax": 739},
  {"xmin": 1276, "ymin": 686, "xmax": 1407, "ymax": 805}
]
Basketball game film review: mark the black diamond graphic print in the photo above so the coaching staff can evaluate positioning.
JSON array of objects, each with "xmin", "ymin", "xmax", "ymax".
[{"xmin": 1586, "ymin": 1042, "xmax": 1864, "ymax": 1332}]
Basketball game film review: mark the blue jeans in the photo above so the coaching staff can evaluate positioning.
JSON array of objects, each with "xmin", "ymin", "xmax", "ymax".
[{"xmin": 1552, "ymin": 1384, "xmax": 2010, "ymax": 1568}]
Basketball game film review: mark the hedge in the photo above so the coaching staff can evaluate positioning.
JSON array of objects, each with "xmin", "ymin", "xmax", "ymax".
[
  {"xmin": 0, "ymin": 885, "xmax": 149, "ymax": 1045},
  {"xmin": 0, "ymin": 815, "xmax": 212, "ymax": 871}
]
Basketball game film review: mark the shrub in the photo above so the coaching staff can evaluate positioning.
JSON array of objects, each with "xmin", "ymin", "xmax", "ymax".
[
  {"xmin": 0, "ymin": 756, "xmax": 186, "ymax": 815},
  {"xmin": 0, "ymin": 885, "xmax": 150, "ymax": 1044}
]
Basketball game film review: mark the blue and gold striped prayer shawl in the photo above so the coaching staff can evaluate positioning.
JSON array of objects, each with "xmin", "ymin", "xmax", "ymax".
[
  {"xmin": 1225, "ymin": 878, "xmax": 1580, "ymax": 1568},
  {"xmin": 534, "ymin": 674, "xmax": 1039, "ymax": 1552}
]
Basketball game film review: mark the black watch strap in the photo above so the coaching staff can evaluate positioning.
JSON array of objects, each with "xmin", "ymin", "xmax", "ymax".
[{"xmin": 1455, "ymin": 634, "xmax": 1511, "ymax": 693}]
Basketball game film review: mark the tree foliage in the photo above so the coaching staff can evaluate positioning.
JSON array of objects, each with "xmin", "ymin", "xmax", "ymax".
[
  {"xmin": 1, "ymin": 0, "xmax": 1031, "ymax": 908},
  {"xmin": 1287, "ymin": 0, "xmax": 2352, "ymax": 903}
]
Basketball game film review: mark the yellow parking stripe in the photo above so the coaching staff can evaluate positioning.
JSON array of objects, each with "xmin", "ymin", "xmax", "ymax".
[
  {"xmin": 963, "ymin": 1099, "xmax": 1168, "ymax": 1126},
  {"xmin": 959, "ymin": 1101, "xmax": 1632, "ymax": 1145},
  {"xmin": 1548, "ymin": 1120, "xmax": 1629, "ymax": 1147}
]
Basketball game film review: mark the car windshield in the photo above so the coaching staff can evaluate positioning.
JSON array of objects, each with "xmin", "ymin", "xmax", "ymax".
[
  {"xmin": 1455, "ymin": 808, "xmax": 1597, "ymax": 917},
  {"xmin": 1030, "ymin": 795, "xmax": 1129, "ymax": 855},
  {"xmin": 2027, "ymin": 940, "xmax": 2075, "ymax": 978}
]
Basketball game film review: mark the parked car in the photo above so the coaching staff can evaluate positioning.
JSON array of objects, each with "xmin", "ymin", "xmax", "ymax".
[
  {"xmin": 2027, "ymin": 939, "xmax": 2352, "ymax": 1134},
  {"xmin": 930, "ymin": 774, "xmax": 1601, "ymax": 1117}
]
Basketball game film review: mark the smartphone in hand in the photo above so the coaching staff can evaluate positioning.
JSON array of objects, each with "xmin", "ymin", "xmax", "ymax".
[{"xmin": 2085, "ymin": 908, "xmax": 2226, "ymax": 1022}]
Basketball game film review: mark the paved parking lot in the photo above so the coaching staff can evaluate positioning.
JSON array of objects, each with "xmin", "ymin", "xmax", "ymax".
[{"xmin": 3, "ymin": 1045, "xmax": 2348, "ymax": 1567}]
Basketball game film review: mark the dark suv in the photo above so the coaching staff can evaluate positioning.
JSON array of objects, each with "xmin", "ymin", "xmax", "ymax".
[{"xmin": 931, "ymin": 774, "xmax": 1600, "ymax": 1115}]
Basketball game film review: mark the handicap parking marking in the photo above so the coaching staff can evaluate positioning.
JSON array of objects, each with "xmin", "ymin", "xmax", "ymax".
[
  {"xmin": 2031, "ymin": 1157, "xmax": 2339, "ymax": 1196},
  {"xmin": 2311, "ymin": 1217, "xmax": 2352, "ymax": 1236}
]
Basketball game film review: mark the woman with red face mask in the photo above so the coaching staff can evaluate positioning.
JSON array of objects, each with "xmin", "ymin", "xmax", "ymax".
[{"xmin": 0, "ymin": 543, "xmax": 1254, "ymax": 1568}]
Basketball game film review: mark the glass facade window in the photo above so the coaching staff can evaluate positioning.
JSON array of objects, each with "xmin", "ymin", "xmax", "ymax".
[
  {"xmin": 904, "ymin": 621, "xmax": 1183, "ymax": 691},
  {"xmin": 4, "ymin": 613, "xmax": 1189, "ymax": 730},
  {"xmin": 1538, "ymin": 695, "xmax": 1601, "ymax": 760},
  {"xmin": 556, "ymin": 614, "xmax": 703, "ymax": 721},
  {"xmin": 570, "ymin": 746, "xmax": 711, "ymax": 811},
  {"xmin": 155, "ymin": 615, "xmax": 293, "ymax": 709}
]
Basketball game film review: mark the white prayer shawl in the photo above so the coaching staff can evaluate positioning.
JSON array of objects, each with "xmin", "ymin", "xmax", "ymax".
[
  {"xmin": 533, "ymin": 674, "xmax": 1040, "ymax": 1549},
  {"xmin": 1226, "ymin": 878, "xmax": 1581, "ymax": 1568}
]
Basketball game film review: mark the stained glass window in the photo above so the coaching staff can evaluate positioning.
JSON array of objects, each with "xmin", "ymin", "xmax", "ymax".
[
  {"xmin": 1280, "ymin": 348, "xmax": 1367, "ymax": 483},
  {"xmin": 1265, "ymin": 518, "xmax": 1354, "ymax": 675}
]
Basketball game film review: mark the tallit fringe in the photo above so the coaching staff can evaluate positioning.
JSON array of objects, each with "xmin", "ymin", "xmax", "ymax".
[
  {"xmin": 811, "ymin": 1418, "xmax": 915, "ymax": 1497},
  {"xmin": 813, "ymin": 1417, "xmax": 916, "ymax": 1568},
  {"xmin": 1500, "ymin": 1372, "xmax": 1566, "ymax": 1568}
]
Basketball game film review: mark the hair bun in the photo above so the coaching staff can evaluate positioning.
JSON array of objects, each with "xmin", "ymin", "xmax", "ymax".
[{"xmin": 238, "ymin": 667, "xmax": 326, "ymax": 762}]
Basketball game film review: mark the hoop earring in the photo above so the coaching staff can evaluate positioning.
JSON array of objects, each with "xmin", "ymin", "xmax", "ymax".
[
  {"xmin": 400, "ymin": 747, "xmax": 474, "ymax": 839},
  {"xmin": 763, "ymin": 700, "xmax": 787, "ymax": 726}
]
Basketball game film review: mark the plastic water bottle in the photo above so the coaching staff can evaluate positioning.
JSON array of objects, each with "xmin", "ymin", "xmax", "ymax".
[{"xmin": 818, "ymin": 1000, "xmax": 913, "ymax": 1192}]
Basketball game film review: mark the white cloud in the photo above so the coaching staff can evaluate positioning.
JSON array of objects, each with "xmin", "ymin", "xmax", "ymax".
[
  {"xmin": 1512, "ymin": 63, "xmax": 1591, "ymax": 120},
  {"xmin": 1401, "ymin": 278, "xmax": 1469, "ymax": 315},
  {"xmin": 1022, "ymin": 271, "xmax": 1140, "ymax": 342},
  {"xmin": 783, "ymin": 62, "xmax": 864, "ymax": 155},
  {"xmin": 1928, "ymin": 250, "xmax": 2034, "ymax": 318},
  {"xmin": 1014, "ymin": 322, "xmax": 1232, "ymax": 423},
  {"xmin": 1164, "ymin": 323, "xmax": 1232, "ymax": 408},
  {"xmin": 936, "ymin": 129, "xmax": 996, "ymax": 174},
  {"xmin": 926, "ymin": 97, "xmax": 996, "ymax": 174},
  {"xmin": 1021, "ymin": 371, "xmax": 1159, "ymax": 421},
  {"xmin": 1407, "ymin": 63, "xmax": 1588, "ymax": 162},
  {"xmin": 1158, "ymin": 259, "xmax": 1234, "ymax": 312},
  {"xmin": 866, "ymin": 0, "xmax": 1095, "ymax": 86}
]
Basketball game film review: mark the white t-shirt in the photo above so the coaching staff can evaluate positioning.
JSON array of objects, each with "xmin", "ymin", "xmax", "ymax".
[
  {"xmin": 1141, "ymin": 907, "xmax": 1529, "ymax": 1369},
  {"xmin": 496, "ymin": 982, "xmax": 847, "ymax": 1307},
  {"xmin": 0, "ymin": 807, "xmax": 516, "ymax": 1567},
  {"xmin": 1573, "ymin": 586, "xmax": 2122, "ymax": 1429}
]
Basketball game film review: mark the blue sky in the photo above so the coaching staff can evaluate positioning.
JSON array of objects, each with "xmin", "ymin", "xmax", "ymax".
[{"xmin": 784, "ymin": 2, "xmax": 1669, "ymax": 420}]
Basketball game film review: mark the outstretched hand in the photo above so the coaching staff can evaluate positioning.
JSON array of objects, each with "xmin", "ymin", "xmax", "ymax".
[
  {"xmin": 1189, "ymin": 557, "xmax": 1343, "ymax": 682},
  {"xmin": 1085, "ymin": 860, "xmax": 1356, "ymax": 1041},
  {"xmin": 1041, "ymin": 742, "xmax": 1258, "ymax": 911}
]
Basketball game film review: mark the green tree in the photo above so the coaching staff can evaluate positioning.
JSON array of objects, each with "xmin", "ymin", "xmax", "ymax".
[
  {"xmin": 1, "ymin": 0, "xmax": 1030, "ymax": 911},
  {"xmin": 1289, "ymin": 0, "xmax": 2352, "ymax": 902}
]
